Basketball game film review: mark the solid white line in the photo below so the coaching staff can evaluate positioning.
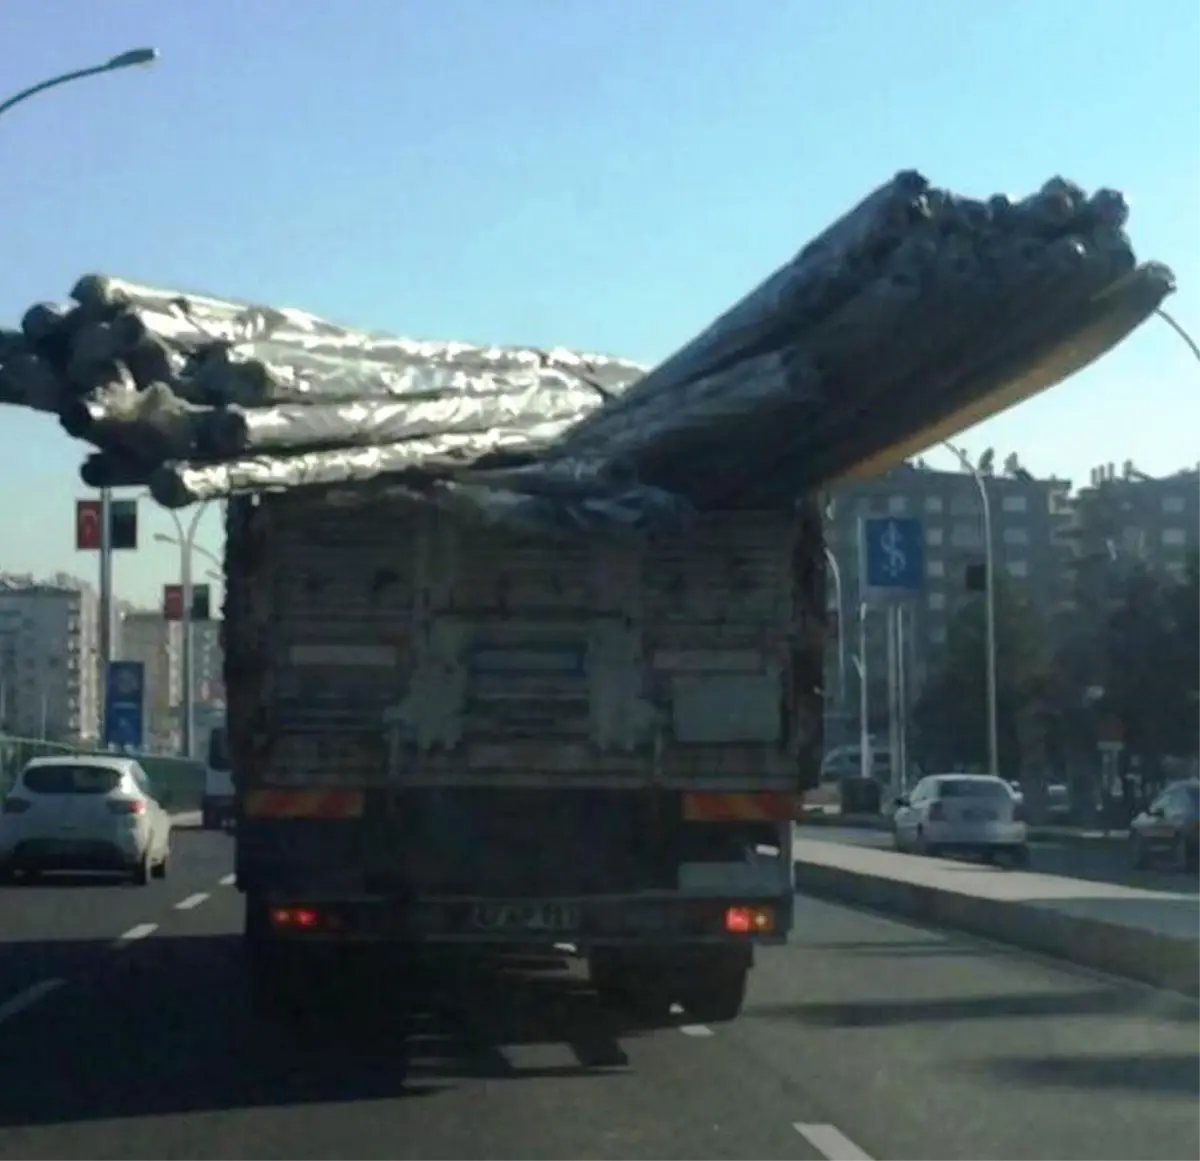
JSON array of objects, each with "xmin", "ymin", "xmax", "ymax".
[
  {"xmin": 114, "ymin": 922, "xmax": 157, "ymax": 946},
  {"xmin": 0, "ymin": 978, "xmax": 65, "ymax": 1027},
  {"xmin": 175, "ymin": 892, "xmax": 209, "ymax": 911},
  {"xmin": 793, "ymin": 1123, "xmax": 874, "ymax": 1160},
  {"xmin": 218, "ymin": 873, "xmax": 235, "ymax": 886},
  {"xmin": 678, "ymin": 1023, "xmax": 715, "ymax": 1037}
]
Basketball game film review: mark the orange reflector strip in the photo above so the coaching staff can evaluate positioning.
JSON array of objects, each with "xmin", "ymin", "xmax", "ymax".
[
  {"xmin": 244, "ymin": 789, "xmax": 364, "ymax": 820},
  {"xmin": 683, "ymin": 792, "xmax": 795, "ymax": 822},
  {"xmin": 725, "ymin": 905, "xmax": 776, "ymax": 935}
]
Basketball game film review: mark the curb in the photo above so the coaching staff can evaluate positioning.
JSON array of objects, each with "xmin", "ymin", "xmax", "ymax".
[{"xmin": 793, "ymin": 858, "xmax": 1199, "ymax": 998}]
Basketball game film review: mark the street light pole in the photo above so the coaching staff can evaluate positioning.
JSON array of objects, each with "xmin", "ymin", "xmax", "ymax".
[
  {"xmin": 1, "ymin": 47, "xmax": 159, "ymax": 735},
  {"xmin": 155, "ymin": 504, "xmax": 209, "ymax": 758},
  {"xmin": 945, "ymin": 442, "xmax": 999, "ymax": 778},
  {"xmin": 824, "ymin": 546, "xmax": 847, "ymax": 714}
]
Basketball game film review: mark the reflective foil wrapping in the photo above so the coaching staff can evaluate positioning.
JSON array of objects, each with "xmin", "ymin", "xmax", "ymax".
[{"xmin": 0, "ymin": 170, "xmax": 1175, "ymax": 534}]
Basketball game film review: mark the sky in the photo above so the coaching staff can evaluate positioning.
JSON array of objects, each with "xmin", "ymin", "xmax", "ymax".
[{"xmin": 0, "ymin": 0, "xmax": 1197, "ymax": 608}]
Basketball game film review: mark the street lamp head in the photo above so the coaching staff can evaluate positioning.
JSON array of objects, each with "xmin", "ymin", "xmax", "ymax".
[{"xmin": 105, "ymin": 47, "xmax": 159, "ymax": 70}]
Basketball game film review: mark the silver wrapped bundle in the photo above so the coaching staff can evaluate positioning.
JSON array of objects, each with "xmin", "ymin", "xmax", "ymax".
[{"xmin": 0, "ymin": 170, "xmax": 1174, "ymax": 533}]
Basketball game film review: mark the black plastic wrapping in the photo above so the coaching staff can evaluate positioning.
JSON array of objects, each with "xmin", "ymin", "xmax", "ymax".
[{"xmin": 0, "ymin": 171, "xmax": 1175, "ymax": 532}]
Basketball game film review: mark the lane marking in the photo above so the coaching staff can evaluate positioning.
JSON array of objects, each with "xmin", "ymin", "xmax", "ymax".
[
  {"xmin": 793, "ymin": 1123, "xmax": 874, "ymax": 1160},
  {"xmin": 218, "ymin": 873, "xmax": 235, "ymax": 886},
  {"xmin": 678, "ymin": 1023, "xmax": 715, "ymax": 1037},
  {"xmin": 114, "ymin": 923, "xmax": 157, "ymax": 946},
  {"xmin": 175, "ymin": 892, "xmax": 209, "ymax": 911},
  {"xmin": 0, "ymin": 978, "xmax": 65, "ymax": 1027}
]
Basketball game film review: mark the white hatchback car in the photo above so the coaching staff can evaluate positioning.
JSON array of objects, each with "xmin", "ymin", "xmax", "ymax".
[
  {"xmin": 892, "ymin": 773, "xmax": 1028, "ymax": 864},
  {"xmin": 0, "ymin": 756, "xmax": 172, "ymax": 885}
]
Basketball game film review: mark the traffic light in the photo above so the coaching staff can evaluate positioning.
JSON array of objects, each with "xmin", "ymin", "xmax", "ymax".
[
  {"xmin": 110, "ymin": 499, "xmax": 138, "ymax": 550},
  {"xmin": 965, "ymin": 562, "xmax": 987, "ymax": 592},
  {"xmin": 191, "ymin": 585, "xmax": 212, "ymax": 622}
]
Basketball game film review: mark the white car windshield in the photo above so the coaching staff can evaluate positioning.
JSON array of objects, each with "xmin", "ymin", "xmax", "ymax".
[{"xmin": 22, "ymin": 765, "xmax": 123, "ymax": 795}]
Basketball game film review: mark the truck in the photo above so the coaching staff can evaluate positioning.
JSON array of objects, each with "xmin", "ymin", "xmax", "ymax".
[{"xmin": 227, "ymin": 488, "xmax": 825, "ymax": 1023}]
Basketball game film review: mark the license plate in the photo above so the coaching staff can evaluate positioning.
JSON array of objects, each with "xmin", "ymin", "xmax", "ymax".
[
  {"xmin": 470, "ymin": 902, "xmax": 581, "ymax": 933},
  {"xmin": 964, "ymin": 809, "xmax": 996, "ymax": 822}
]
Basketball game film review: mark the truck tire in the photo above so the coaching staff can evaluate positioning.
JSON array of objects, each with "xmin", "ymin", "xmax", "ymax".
[
  {"xmin": 588, "ymin": 951, "xmax": 674, "ymax": 1025},
  {"xmin": 679, "ymin": 958, "xmax": 749, "ymax": 1024}
]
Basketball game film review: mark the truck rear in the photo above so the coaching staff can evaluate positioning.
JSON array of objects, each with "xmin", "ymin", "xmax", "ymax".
[{"xmin": 227, "ymin": 489, "xmax": 824, "ymax": 1022}]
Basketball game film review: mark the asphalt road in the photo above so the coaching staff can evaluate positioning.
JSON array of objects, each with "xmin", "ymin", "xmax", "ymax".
[
  {"xmin": 0, "ymin": 828, "xmax": 1196, "ymax": 1160},
  {"xmin": 806, "ymin": 824, "xmax": 1200, "ymax": 895}
]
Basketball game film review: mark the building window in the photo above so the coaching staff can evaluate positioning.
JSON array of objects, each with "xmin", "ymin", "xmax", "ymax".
[
  {"xmin": 1002, "ymin": 526, "xmax": 1029, "ymax": 546},
  {"xmin": 924, "ymin": 496, "xmax": 944, "ymax": 514},
  {"xmin": 926, "ymin": 558, "xmax": 945, "ymax": 579},
  {"xmin": 887, "ymin": 495, "xmax": 908, "ymax": 515},
  {"xmin": 1162, "ymin": 528, "xmax": 1187, "ymax": 547},
  {"xmin": 1162, "ymin": 495, "xmax": 1186, "ymax": 515},
  {"xmin": 1001, "ymin": 494, "xmax": 1028, "ymax": 514},
  {"xmin": 927, "ymin": 592, "xmax": 946, "ymax": 611},
  {"xmin": 1006, "ymin": 560, "xmax": 1029, "ymax": 578},
  {"xmin": 950, "ymin": 522, "xmax": 983, "ymax": 549},
  {"xmin": 926, "ymin": 526, "xmax": 944, "ymax": 547}
]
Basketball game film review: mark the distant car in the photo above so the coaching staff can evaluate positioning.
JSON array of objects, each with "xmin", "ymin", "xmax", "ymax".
[
  {"xmin": 0, "ymin": 756, "xmax": 172, "ymax": 885},
  {"xmin": 1129, "ymin": 780, "xmax": 1199, "ymax": 873},
  {"xmin": 892, "ymin": 773, "xmax": 1028, "ymax": 864}
]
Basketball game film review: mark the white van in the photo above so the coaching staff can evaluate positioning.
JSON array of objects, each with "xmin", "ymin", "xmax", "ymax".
[{"xmin": 202, "ymin": 725, "xmax": 235, "ymax": 830}]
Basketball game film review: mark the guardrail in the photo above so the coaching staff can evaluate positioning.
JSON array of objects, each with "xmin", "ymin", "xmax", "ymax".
[{"xmin": 0, "ymin": 736, "xmax": 205, "ymax": 812}]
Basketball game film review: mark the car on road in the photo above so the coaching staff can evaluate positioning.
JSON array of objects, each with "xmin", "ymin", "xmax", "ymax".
[
  {"xmin": 0, "ymin": 755, "xmax": 172, "ymax": 885},
  {"xmin": 1129, "ymin": 779, "xmax": 1199, "ymax": 873},
  {"xmin": 892, "ymin": 773, "xmax": 1028, "ymax": 864}
]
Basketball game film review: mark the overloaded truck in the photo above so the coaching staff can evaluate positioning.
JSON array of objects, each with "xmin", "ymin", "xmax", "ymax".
[{"xmin": 226, "ymin": 489, "xmax": 825, "ymax": 1023}]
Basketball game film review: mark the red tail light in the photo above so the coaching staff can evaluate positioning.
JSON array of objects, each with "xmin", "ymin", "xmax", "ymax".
[
  {"xmin": 725, "ymin": 905, "xmax": 776, "ymax": 935},
  {"xmin": 270, "ymin": 906, "xmax": 323, "ymax": 930},
  {"xmin": 2, "ymin": 797, "xmax": 31, "ymax": 814},
  {"xmin": 928, "ymin": 801, "xmax": 946, "ymax": 821},
  {"xmin": 108, "ymin": 799, "xmax": 147, "ymax": 816}
]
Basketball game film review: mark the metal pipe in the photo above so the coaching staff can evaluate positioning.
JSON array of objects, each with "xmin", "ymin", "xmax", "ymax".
[{"xmin": 945, "ymin": 442, "xmax": 999, "ymax": 778}]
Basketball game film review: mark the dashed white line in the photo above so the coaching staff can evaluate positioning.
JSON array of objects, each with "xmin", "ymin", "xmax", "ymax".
[
  {"xmin": 114, "ymin": 922, "xmax": 157, "ymax": 946},
  {"xmin": 793, "ymin": 1123, "xmax": 874, "ymax": 1160},
  {"xmin": 175, "ymin": 892, "xmax": 209, "ymax": 911},
  {"xmin": 678, "ymin": 1023, "xmax": 715, "ymax": 1037},
  {"xmin": 218, "ymin": 873, "xmax": 235, "ymax": 886},
  {"xmin": 0, "ymin": 978, "xmax": 65, "ymax": 1027}
]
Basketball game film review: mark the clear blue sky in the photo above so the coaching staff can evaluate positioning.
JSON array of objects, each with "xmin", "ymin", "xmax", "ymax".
[{"xmin": 1, "ymin": 0, "xmax": 1197, "ymax": 606}]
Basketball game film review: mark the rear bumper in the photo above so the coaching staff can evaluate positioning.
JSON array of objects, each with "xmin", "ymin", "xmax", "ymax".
[
  {"xmin": 251, "ymin": 891, "xmax": 794, "ymax": 948},
  {"xmin": 923, "ymin": 822, "xmax": 1027, "ymax": 848},
  {"xmin": 5, "ymin": 837, "xmax": 141, "ymax": 873}
]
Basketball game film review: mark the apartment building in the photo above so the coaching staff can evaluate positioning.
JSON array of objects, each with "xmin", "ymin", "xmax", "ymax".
[
  {"xmin": 823, "ymin": 457, "xmax": 1073, "ymax": 734},
  {"xmin": 0, "ymin": 575, "xmax": 101, "ymax": 742}
]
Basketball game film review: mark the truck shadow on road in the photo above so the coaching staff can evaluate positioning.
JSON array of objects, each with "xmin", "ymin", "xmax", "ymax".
[{"xmin": 0, "ymin": 934, "xmax": 661, "ymax": 1131}]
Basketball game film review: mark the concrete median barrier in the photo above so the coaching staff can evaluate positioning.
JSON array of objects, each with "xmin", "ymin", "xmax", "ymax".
[{"xmin": 794, "ymin": 838, "xmax": 1200, "ymax": 998}]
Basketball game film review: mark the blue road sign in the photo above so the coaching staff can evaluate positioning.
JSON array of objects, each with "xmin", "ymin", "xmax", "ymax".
[
  {"xmin": 863, "ymin": 517, "xmax": 925, "ymax": 595},
  {"xmin": 104, "ymin": 660, "xmax": 145, "ymax": 750}
]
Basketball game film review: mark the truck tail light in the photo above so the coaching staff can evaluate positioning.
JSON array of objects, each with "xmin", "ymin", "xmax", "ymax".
[
  {"xmin": 271, "ymin": 906, "xmax": 323, "ymax": 930},
  {"xmin": 725, "ymin": 905, "xmax": 776, "ymax": 935}
]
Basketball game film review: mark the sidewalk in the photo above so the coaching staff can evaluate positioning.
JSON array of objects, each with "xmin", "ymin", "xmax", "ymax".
[{"xmin": 794, "ymin": 836, "xmax": 1198, "ymax": 996}]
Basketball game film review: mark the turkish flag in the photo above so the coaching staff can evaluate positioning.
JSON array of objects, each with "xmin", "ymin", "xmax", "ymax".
[
  {"xmin": 76, "ymin": 499, "xmax": 102, "ymax": 551},
  {"xmin": 163, "ymin": 584, "xmax": 184, "ymax": 621}
]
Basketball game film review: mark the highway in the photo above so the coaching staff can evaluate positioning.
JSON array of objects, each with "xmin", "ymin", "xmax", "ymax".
[{"xmin": 0, "ymin": 827, "xmax": 1196, "ymax": 1160}]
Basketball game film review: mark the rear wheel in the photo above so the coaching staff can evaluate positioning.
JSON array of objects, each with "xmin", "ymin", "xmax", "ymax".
[
  {"xmin": 152, "ymin": 848, "xmax": 169, "ymax": 880},
  {"xmin": 679, "ymin": 955, "xmax": 749, "ymax": 1024},
  {"xmin": 131, "ymin": 853, "xmax": 151, "ymax": 886},
  {"xmin": 1130, "ymin": 832, "xmax": 1149, "ymax": 870}
]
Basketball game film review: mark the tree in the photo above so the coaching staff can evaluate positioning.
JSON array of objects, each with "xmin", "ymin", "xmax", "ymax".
[{"xmin": 912, "ymin": 579, "xmax": 1051, "ymax": 777}]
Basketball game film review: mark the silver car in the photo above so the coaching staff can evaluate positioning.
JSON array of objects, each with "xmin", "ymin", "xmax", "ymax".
[
  {"xmin": 0, "ymin": 756, "xmax": 172, "ymax": 885},
  {"xmin": 892, "ymin": 773, "xmax": 1028, "ymax": 864}
]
